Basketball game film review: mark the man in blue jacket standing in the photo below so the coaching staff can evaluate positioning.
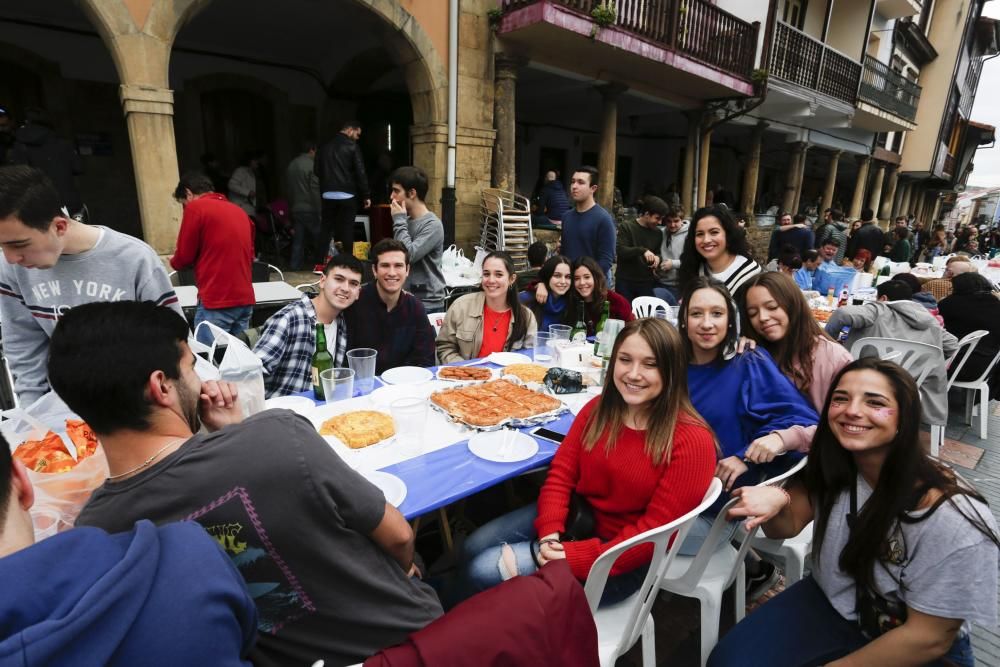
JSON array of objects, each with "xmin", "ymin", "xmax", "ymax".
[{"xmin": 560, "ymin": 166, "xmax": 616, "ymax": 283}]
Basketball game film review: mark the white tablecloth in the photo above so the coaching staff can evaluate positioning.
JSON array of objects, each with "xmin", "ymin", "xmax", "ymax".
[{"xmin": 175, "ymin": 281, "xmax": 302, "ymax": 309}]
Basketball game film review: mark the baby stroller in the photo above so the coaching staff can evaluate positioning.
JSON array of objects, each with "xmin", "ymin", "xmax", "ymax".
[{"xmin": 253, "ymin": 198, "xmax": 293, "ymax": 264}]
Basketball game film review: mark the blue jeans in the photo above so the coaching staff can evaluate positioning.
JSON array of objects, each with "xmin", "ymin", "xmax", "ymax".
[
  {"xmin": 290, "ymin": 210, "xmax": 321, "ymax": 270},
  {"xmin": 708, "ymin": 576, "xmax": 975, "ymax": 667},
  {"xmin": 652, "ymin": 286, "xmax": 679, "ymax": 306},
  {"xmin": 458, "ymin": 504, "xmax": 647, "ymax": 607},
  {"xmin": 194, "ymin": 304, "xmax": 253, "ymax": 346}
]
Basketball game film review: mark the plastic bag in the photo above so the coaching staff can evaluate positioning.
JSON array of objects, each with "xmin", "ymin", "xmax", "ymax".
[
  {"xmin": 194, "ymin": 321, "xmax": 266, "ymax": 418},
  {"xmin": 2, "ymin": 392, "xmax": 109, "ymax": 539}
]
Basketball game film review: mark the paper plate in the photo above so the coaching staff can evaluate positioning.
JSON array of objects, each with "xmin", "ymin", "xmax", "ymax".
[
  {"xmin": 368, "ymin": 383, "xmax": 438, "ymax": 409},
  {"xmin": 264, "ymin": 395, "xmax": 317, "ymax": 416},
  {"xmin": 310, "ymin": 402, "xmax": 396, "ymax": 452},
  {"xmin": 487, "ymin": 351, "xmax": 533, "ymax": 366},
  {"xmin": 467, "ymin": 430, "xmax": 539, "ymax": 463},
  {"xmin": 364, "ymin": 471, "xmax": 407, "ymax": 507},
  {"xmin": 380, "ymin": 366, "xmax": 434, "ymax": 385}
]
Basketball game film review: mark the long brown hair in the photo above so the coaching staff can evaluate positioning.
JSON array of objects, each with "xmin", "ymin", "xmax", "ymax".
[
  {"xmin": 581, "ymin": 318, "xmax": 707, "ymax": 465},
  {"xmin": 807, "ymin": 358, "xmax": 1000, "ymax": 594},
  {"xmin": 741, "ymin": 272, "xmax": 830, "ymax": 396},
  {"xmin": 483, "ymin": 251, "xmax": 530, "ymax": 350}
]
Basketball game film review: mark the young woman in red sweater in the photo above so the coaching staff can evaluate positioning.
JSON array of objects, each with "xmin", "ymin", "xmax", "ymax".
[{"xmin": 458, "ymin": 318, "xmax": 716, "ymax": 603}]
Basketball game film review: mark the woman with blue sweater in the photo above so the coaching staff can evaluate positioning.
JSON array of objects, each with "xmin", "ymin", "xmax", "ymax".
[
  {"xmin": 679, "ymin": 277, "xmax": 818, "ymax": 495},
  {"xmin": 519, "ymin": 254, "xmax": 572, "ymax": 331}
]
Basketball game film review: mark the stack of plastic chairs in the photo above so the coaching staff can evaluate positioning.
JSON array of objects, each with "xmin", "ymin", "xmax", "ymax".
[{"xmin": 480, "ymin": 188, "xmax": 534, "ymax": 271}]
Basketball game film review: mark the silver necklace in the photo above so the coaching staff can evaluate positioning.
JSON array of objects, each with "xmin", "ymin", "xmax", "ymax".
[{"xmin": 107, "ymin": 438, "xmax": 186, "ymax": 481}]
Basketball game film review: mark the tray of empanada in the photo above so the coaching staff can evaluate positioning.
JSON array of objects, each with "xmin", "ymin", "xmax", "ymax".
[
  {"xmin": 428, "ymin": 378, "xmax": 566, "ymax": 430},
  {"xmin": 435, "ymin": 364, "xmax": 497, "ymax": 383}
]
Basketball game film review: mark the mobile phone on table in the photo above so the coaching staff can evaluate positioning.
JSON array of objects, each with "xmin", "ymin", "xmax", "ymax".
[{"xmin": 531, "ymin": 427, "xmax": 566, "ymax": 444}]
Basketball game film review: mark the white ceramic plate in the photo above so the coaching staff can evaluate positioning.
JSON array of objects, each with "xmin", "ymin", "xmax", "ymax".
[
  {"xmin": 364, "ymin": 470, "xmax": 407, "ymax": 507},
  {"xmin": 467, "ymin": 430, "xmax": 539, "ymax": 463},
  {"xmin": 487, "ymin": 351, "xmax": 533, "ymax": 366},
  {"xmin": 380, "ymin": 366, "xmax": 434, "ymax": 385},
  {"xmin": 309, "ymin": 402, "xmax": 395, "ymax": 451},
  {"xmin": 264, "ymin": 395, "xmax": 317, "ymax": 416}
]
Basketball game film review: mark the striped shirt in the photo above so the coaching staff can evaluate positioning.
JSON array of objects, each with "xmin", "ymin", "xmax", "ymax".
[{"xmin": 702, "ymin": 254, "xmax": 762, "ymax": 300}]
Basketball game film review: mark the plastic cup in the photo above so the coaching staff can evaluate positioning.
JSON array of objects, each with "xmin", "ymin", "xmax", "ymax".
[
  {"xmin": 347, "ymin": 348, "xmax": 378, "ymax": 395},
  {"xmin": 320, "ymin": 368, "xmax": 354, "ymax": 403},
  {"xmin": 534, "ymin": 331, "xmax": 555, "ymax": 365},
  {"xmin": 391, "ymin": 397, "xmax": 427, "ymax": 457},
  {"xmin": 549, "ymin": 324, "xmax": 571, "ymax": 341}
]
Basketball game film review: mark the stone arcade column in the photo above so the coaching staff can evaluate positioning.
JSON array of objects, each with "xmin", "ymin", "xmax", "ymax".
[
  {"xmin": 867, "ymin": 161, "xmax": 886, "ymax": 221},
  {"xmin": 119, "ymin": 84, "xmax": 181, "ymax": 253},
  {"xmin": 740, "ymin": 122, "xmax": 767, "ymax": 218},
  {"xmin": 820, "ymin": 150, "xmax": 842, "ymax": 213},
  {"xmin": 596, "ymin": 83, "xmax": 627, "ymax": 210},
  {"xmin": 791, "ymin": 143, "xmax": 810, "ymax": 215},
  {"xmin": 697, "ymin": 124, "xmax": 713, "ymax": 209},
  {"xmin": 781, "ymin": 142, "xmax": 807, "ymax": 213},
  {"xmin": 879, "ymin": 166, "xmax": 899, "ymax": 222},
  {"xmin": 491, "ymin": 55, "xmax": 521, "ymax": 191},
  {"xmin": 849, "ymin": 156, "xmax": 871, "ymax": 219},
  {"xmin": 895, "ymin": 180, "xmax": 912, "ymax": 219}
]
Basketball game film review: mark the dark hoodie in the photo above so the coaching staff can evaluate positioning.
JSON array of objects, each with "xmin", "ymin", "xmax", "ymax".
[
  {"xmin": 9, "ymin": 124, "xmax": 83, "ymax": 213},
  {"xmin": 0, "ymin": 520, "xmax": 257, "ymax": 666}
]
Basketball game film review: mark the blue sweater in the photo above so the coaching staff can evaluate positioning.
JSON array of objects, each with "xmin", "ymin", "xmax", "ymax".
[
  {"xmin": 688, "ymin": 348, "xmax": 818, "ymax": 461},
  {"xmin": 0, "ymin": 521, "xmax": 257, "ymax": 666},
  {"xmin": 520, "ymin": 290, "xmax": 567, "ymax": 331},
  {"xmin": 560, "ymin": 204, "xmax": 617, "ymax": 281}
]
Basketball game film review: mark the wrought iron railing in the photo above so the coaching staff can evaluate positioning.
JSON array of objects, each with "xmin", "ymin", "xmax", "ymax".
[
  {"xmin": 499, "ymin": 0, "xmax": 758, "ymax": 80},
  {"xmin": 858, "ymin": 55, "xmax": 921, "ymax": 121},
  {"xmin": 770, "ymin": 21, "xmax": 862, "ymax": 104}
]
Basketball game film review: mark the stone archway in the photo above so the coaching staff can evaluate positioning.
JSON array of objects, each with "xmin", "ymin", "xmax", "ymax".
[{"xmin": 73, "ymin": 0, "xmax": 451, "ymax": 251}]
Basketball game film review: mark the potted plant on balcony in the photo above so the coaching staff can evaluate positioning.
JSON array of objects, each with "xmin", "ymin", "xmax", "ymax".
[
  {"xmin": 751, "ymin": 68, "xmax": 768, "ymax": 95},
  {"xmin": 590, "ymin": 2, "xmax": 616, "ymax": 38}
]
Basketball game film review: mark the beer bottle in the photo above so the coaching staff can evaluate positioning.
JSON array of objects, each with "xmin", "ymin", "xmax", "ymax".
[
  {"xmin": 311, "ymin": 323, "xmax": 333, "ymax": 400},
  {"xmin": 593, "ymin": 300, "xmax": 610, "ymax": 355},
  {"xmin": 570, "ymin": 298, "xmax": 588, "ymax": 342}
]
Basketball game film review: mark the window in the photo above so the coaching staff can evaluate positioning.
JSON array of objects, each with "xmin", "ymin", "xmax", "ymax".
[{"xmin": 782, "ymin": 0, "xmax": 808, "ymax": 30}]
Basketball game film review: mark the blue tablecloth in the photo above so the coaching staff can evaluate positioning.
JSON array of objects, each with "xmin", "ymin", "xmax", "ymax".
[{"xmin": 293, "ymin": 362, "xmax": 580, "ymax": 519}]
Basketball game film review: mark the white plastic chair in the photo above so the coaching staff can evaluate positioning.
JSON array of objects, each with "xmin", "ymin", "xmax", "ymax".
[
  {"xmin": 585, "ymin": 478, "xmax": 723, "ymax": 667},
  {"xmin": 427, "ymin": 312, "xmax": 446, "ymax": 336},
  {"xmin": 658, "ymin": 483, "xmax": 771, "ymax": 665},
  {"xmin": 952, "ymin": 346, "xmax": 1000, "ymax": 440},
  {"xmin": 738, "ymin": 457, "xmax": 811, "ymax": 585},
  {"xmin": 294, "ymin": 279, "xmax": 321, "ymax": 294},
  {"xmin": 632, "ymin": 296, "xmax": 671, "ymax": 319},
  {"xmin": 850, "ymin": 337, "xmax": 946, "ymax": 456}
]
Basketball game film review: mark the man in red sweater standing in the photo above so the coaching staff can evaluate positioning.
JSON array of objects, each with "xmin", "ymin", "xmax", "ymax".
[{"xmin": 171, "ymin": 171, "xmax": 255, "ymax": 345}]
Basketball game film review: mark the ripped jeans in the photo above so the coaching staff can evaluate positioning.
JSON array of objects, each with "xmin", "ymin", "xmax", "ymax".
[{"xmin": 459, "ymin": 504, "xmax": 647, "ymax": 606}]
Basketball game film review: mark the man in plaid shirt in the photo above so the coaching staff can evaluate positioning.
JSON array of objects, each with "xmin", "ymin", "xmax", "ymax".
[
  {"xmin": 346, "ymin": 239, "xmax": 436, "ymax": 374},
  {"xmin": 254, "ymin": 254, "xmax": 364, "ymax": 398}
]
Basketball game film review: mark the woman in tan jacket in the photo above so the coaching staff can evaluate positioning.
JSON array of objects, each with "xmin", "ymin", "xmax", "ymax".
[{"xmin": 436, "ymin": 251, "xmax": 537, "ymax": 363}]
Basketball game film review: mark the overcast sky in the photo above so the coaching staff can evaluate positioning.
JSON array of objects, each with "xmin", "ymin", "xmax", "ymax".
[{"xmin": 968, "ymin": 3, "xmax": 1000, "ymax": 186}]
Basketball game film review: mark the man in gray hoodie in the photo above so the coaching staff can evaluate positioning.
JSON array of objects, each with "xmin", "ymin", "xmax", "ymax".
[
  {"xmin": 825, "ymin": 280, "xmax": 958, "ymax": 427},
  {"xmin": 390, "ymin": 166, "xmax": 445, "ymax": 312},
  {"xmin": 654, "ymin": 207, "xmax": 687, "ymax": 303}
]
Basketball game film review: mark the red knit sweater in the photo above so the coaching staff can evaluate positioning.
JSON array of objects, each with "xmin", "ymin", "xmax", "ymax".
[{"xmin": 534, "ymin": 397, "xmax": 717, "ymax": 580}]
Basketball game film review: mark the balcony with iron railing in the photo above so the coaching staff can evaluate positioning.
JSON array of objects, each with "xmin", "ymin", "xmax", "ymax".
[
  {"xmin": 858, "ymin": 55, "xmax": 921, "ymax": 121},
  {"xmin": 498, "ymin": 0, "xmax": 759, "ymax": 83},
  {"xmin": 769, "ymin": 20, "xmax": 862, "ymax": 105}
]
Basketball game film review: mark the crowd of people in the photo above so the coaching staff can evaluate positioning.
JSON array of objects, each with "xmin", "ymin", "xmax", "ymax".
[{"xmin": 0, "ymin": 160, "xmax": 998, "ymax": 666}]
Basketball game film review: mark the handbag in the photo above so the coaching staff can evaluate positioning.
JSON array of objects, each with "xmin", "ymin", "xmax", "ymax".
[{"xmin": 562, "ymin": 493, "xmax": 595, "ymax": 542}]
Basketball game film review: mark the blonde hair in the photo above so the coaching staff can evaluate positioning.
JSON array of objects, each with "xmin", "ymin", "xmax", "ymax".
[{"xmin": 582, "ymin": 318, "xmax": 707, "ymax": 465}]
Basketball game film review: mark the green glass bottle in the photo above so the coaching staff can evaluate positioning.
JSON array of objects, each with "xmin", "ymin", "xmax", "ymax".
[
  {"xmin": 593, "ymin": 300, "xmax": 610, "ymax": 355},
  {"xmin": 570, "ymin": 298, "xmax": 587, "ymax": 342},
  {"xmin": 311, "ymin": 323, "xmax": 333, "ymax": 400}
]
